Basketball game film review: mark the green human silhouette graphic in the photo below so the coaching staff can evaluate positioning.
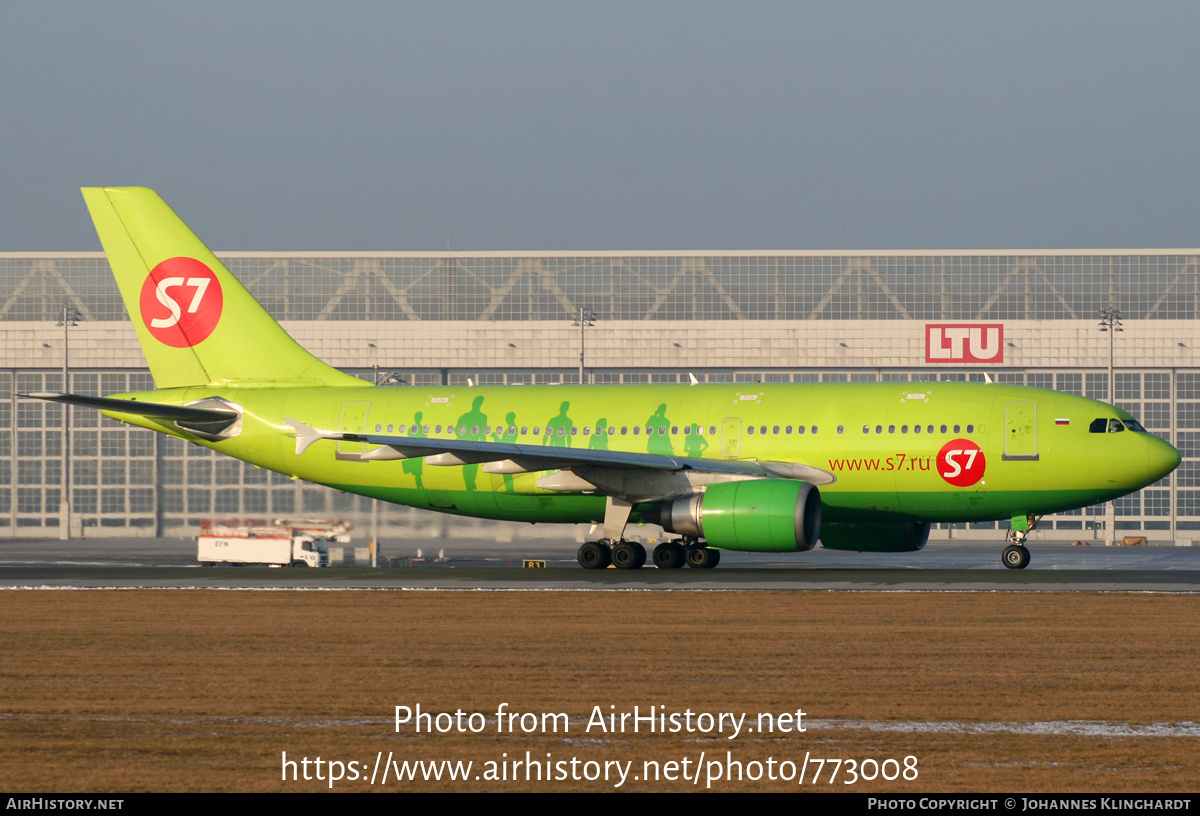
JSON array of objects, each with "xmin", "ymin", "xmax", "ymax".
[
  {"xmin": 402, "ymin": 411, "xmax": 427, "ymax": 488},
  {"xmin": 456, "ymin": 395, "xmax": 488, "ymax": 491},
  {"xmin": 646, "ymin": 403, "xmax": 673, "ymax": 455},
  {"xmin": 588, "ymin": 418, "xmax": 610, "ymax": 451},
  {"xmin": 493, "ymin": 411, "xmax": 519, "ymax": 492},
  {"xmin": 684, "ymin": 423, "xmax": 709, "ymax": 458},
  {"xmin": 545, "ymin": 401, "xmax": 574, "ymax": 447}
]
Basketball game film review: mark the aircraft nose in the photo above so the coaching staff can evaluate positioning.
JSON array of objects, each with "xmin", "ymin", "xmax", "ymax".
[{"xmin": 1147, "ymin": 435, "xmax": 1182, "ymax": 483}]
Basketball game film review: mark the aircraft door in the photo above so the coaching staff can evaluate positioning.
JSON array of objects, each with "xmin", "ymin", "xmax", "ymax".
[
  {"xmin": 722, "ymin": 418, "xmax": 741, "ymax": 457},
  {"xmin": 337, "ymin": 401, "xmax": 372, "ymax": 460},
  {"xmin": 1003, "ymin": 402, "xmax": 1039, "ymax": 461}
]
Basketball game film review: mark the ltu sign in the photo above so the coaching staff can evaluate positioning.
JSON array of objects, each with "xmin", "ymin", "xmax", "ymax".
[{"xmin": 925, "ymin": 324, "xmax": 1004, "ymax": 363}]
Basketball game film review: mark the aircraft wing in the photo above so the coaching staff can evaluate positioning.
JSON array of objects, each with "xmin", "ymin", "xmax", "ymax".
[{"xmin": 286, "ymin": 418, "xmax": 835, "ymax": 486}]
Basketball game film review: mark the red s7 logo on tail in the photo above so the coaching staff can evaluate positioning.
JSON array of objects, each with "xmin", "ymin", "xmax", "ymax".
[{"xmin": 139, "ymin": 258, "xmax": 223, "ymax": 347}]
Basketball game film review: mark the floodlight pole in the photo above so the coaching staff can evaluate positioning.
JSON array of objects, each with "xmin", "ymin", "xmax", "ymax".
[
  {"xmin": 573, "ymin": 307, "xmax": 596, "ymax": 384},
  {"xmin": 1099, "ymin": 304, "xmax": 1123, "ymax": 546},
  {"xmin": 57, "ymin": 303, "xmax": 80, "ymax": 540}
]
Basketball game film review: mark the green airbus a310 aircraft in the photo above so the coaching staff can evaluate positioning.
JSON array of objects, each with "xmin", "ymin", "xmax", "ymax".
[{"xmin": 24, "ymin": 188, "xmax": 1181, "ymax": 570}]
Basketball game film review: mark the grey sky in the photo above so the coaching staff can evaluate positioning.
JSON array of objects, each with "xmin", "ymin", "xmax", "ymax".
[{"xmin": 2, "ymin": 1, "xmax": 1199, "ymax": 251}]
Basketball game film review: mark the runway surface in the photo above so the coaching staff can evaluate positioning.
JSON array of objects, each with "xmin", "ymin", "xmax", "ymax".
[{"xmin": 1, "ymin": 536, "xmax": 1198, "ymax": 591}]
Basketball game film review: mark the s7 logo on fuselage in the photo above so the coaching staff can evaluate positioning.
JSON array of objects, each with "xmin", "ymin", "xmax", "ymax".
[
  {"xmin": 936, "ymin": 439, "xmax": 986, "ymax": 487},
  {"xmin": 138, "ymin": 257, "xmax": 224, "ymax": 348}
]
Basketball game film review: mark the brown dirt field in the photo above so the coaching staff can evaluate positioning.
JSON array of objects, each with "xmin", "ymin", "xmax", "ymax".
[{"xmin": 1, "ymin": 590, "xmax": 1198, "ymax": 792}]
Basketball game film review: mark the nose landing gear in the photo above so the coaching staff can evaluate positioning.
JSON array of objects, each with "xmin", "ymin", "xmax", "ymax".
[{"xmin": 1002, "ymin": 541, "xmax": 1030, "ymax": 570}]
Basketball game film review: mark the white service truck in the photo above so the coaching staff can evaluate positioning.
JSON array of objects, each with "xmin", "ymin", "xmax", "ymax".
[{"xmin": 197, "ymin": 521, "xmax": 329, "ymax": 567}]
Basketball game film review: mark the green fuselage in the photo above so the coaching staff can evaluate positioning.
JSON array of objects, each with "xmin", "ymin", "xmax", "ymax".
[{"xmin": 107, "ymin": 381, "xmax": 1180, "ymax": 527}]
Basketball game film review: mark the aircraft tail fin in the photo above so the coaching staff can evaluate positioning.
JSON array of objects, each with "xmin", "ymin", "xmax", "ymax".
[{"xmin": 81, "ymin": 187, "xmax": 365, "ymax": 390}]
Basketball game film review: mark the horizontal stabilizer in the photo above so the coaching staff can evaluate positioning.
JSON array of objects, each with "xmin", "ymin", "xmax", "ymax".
[{"xmin": 21, "ymin": 392, "xmax": 238, "ymax": 424}]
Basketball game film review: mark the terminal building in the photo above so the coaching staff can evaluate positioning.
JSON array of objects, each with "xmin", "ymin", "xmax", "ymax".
[{"xmin": 1, "ymin": 250, "xmax": 1196, "ymax": 542}]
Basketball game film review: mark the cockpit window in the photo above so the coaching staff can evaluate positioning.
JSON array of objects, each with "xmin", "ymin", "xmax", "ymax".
[
  {"xmin": 1090, "ymin": 417, "xmax": 1130, "ymax": 433},
  {"xmin": 1108, "ymin": 418, "xmax": 1125, "ymax": 433},
  {"xmin": 1123, "ymin": 418, "xmax": 1148, "ymax": 433},
  {"xmin": 1089, "ymin": 418, "xmax": 1107, "ymax": 433}
]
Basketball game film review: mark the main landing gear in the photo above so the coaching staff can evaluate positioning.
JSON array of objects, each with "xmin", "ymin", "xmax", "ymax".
[
  {"xmin": 1001, "ymin": 515, "xmax": 1040, "ymax": 570},
  {"xmin": 577, "ymin": 539, "xmax": 720, "ymax": 570}
]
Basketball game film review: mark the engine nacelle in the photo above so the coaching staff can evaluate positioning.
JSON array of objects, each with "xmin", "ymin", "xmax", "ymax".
[
  {"xmin": 655, "ymin": 479, "xmax": 821, "ymax": 552},
  {"xmin": 818, "ymin": 521, "xmax": 931, "ymax": 553}
]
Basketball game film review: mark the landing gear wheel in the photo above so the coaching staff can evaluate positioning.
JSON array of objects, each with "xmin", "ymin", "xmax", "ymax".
[
  {"xmin": 1002, "ymin": 544, "xmax": 1030, "ymax": 570},
  {"xmin": 611, "ymin": 541, "xmax": 644, "ymax": 570},
  {"xmin": 653, "ymin": 541, "xmax": 686, "ymax": 569},
  {"xmin": 686, "ymin": 546, "xmax": 721, "ymax": 569},
  {"xmin": 577, "ymin": 541, "xmax": 611, "ymax": 570}
]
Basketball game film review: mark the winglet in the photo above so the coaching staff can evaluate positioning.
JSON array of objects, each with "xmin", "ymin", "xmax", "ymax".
[{"xmin": 286, "ymin": 417, "xmax": 337, "ymax": 455}]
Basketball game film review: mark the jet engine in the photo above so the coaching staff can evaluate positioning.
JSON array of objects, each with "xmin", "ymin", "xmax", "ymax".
[{"xmin": 652, "ymin": 479, "xmax": 821, "ymax": 552}]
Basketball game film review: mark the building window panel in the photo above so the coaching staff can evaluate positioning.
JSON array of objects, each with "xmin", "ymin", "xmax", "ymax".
[
  {"xmin": 73, "ymin": 432, "xmax": 97, "ymax": 457},
  {"xmin": 17, "ymin": 460, "xmax": 42, "ymax": 485},
  {"xmin": 101, "ymin": 431, "xmax": 127, "ymax": 457},
  {"xmin": 187, "ymin": 489, "xmax": 212, "ymax": 514},
  {"xmin": 73, "ymin": 460, "xmax": 98, "ymax": 486},
  {"xmin": 73, "ymin": 489, "xmax": 97, "ymax": 514},
  {"xmin": 101, "ymin": 489, "xmax": 126, "ymax": 514},
  {"xmin": 129, "ymin": 489, "xmax": 154, "ymax": 513},
  {"xmin": 187, "ymin": 461, "xmax": 213, "ymax": 485},
  {"xmin": 214, "ymin": 489, "xmax": 240, "ymax": 514},
  {"xmin": 17, "ymin": 488, "xmax": 41, "ymax": 513},
  {"xmin": 101, "ymin": 460, "xmax": 127, "ymax": 485},
  {"xmin": 17, "ymin": 431, "xmax": 43, "ymax": 457}
]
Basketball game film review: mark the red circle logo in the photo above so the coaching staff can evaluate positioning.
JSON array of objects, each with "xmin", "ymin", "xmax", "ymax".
[
  {"xmin": 936, "ymin": 439, "xmax": 986, "ymax": 487},
  {"xmin": 138, "ymin": 258, "xmax": 223, "ymax": 348}
]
